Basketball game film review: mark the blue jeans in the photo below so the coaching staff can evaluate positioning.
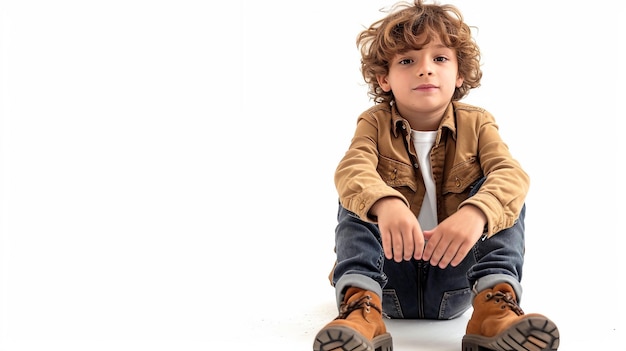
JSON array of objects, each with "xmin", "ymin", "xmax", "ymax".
[{"xmin": 331, "ymin": 178, "xmax": 525, "ymax": 320}]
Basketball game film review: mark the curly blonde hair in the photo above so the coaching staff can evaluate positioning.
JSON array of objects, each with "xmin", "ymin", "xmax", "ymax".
[{"xmin": 357, "ymin": 0, "xmax": 482, "ymax": 103}]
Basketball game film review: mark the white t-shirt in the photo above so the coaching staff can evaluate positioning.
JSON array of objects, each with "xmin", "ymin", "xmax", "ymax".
[{"xmin": 411, "ymin": 130, "xmax": 438, "ymax": 231}]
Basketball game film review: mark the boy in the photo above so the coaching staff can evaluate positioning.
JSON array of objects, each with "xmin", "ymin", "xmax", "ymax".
[{"xmin": 313, "ymin": 1, "xmax": 560, "ymax": 351}]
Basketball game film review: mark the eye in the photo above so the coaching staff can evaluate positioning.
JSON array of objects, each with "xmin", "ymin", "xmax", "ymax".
[
  {"xmin": 398, "ymin": 58, "xmax": 413, "ymax": 65},
  {"xmin": 434, "ymin": 56, "xmax": 449, "ymax": 62}
]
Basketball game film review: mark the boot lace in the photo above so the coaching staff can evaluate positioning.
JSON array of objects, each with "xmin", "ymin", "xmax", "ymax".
[
  {"xmin": 336, "ymin": 294, "xmax": 383, "ymax": 320},
  {"xmin": 485, "ymin": 291, "xmax": 525, "ymax": 316}
]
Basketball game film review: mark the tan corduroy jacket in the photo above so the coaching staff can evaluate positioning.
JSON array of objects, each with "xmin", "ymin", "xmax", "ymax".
[{"xmin": 335, "ymin": 100, "xmax": 529, "ymax": 237}]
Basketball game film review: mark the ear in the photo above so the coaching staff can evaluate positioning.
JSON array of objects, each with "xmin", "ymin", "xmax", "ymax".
[
  {"xmin": 376, "ymin": 74, "xmax": 392, "ymax": 92},
  {"xmin": 455, "ymin": 75, "xmax": 464, "ymax": 88}
]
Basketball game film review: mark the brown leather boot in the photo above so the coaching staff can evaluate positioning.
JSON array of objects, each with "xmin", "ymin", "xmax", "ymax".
[
  {"xmin": 313, "ymin": 287, "xmax": 392, "ymax": 351},
  {"xmin": 462, "ymin": 283, "xmax": 560, "ymax": 351}
]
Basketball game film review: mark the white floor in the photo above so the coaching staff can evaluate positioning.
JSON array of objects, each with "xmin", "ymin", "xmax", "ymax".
[
  {"xmin": 246, "ymin": 273, "xmax": 623, "ymax": 351},
  {"xmin": 2, "ymin": 227, "xmax": 623, "ymax": 351},
  {"xmin": 244, "ymin": 269, "xmax": 624, "ymax": 351}
]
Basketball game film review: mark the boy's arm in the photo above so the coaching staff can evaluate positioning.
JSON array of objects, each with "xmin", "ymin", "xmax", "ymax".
[
  {"xmin": 461, "ymin": 111, "xmax": 530, "ymax": 237},
  {"xmin": 335, "ymin": 114, "xmax": 408, "ymax": 222}
]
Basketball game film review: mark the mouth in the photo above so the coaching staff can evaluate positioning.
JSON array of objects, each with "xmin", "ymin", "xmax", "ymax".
[{"xmin": 415, "ymin": 84, "xmax": 437, "ymax": 90}]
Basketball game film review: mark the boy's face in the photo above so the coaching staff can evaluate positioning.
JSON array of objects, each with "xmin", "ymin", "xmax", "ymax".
[{"xmin": 376, "ymin": 37, "xmax": 463, "ymax": 129}]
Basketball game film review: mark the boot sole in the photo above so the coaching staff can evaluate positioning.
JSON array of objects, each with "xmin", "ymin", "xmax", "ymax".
[
  {"xmin": 462, "ymin": 315, "xmax": 560, "ymax": 351},
  {"xmin": 313, "ymin": 325, "xmax": 393, "ymax": 351}
]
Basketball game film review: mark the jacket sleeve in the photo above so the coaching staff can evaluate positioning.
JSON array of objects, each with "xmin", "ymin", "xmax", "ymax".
[
  {"xmin": 459, "ymin": 110, "xmax": 530, "ymax": 237},
  {"xmin": 334, "ymin": 112, "xmax": 409, "ymax": 222}
]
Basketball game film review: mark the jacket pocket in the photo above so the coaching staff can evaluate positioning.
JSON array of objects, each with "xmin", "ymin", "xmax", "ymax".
[
  {"xmin": 377, "ymin": 155, "xmax": 417, "ymax": 191},
  {"xmin": 443, "ymin": 156, "xmax": 482, "ymax": 195}
]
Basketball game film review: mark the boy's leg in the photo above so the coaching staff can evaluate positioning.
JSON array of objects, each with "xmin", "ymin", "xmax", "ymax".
[
  {"xmin": 313, "ymin": 203, "xmax": 392, "ymax": 351},
  {"xmin": 330, "ymin": 203, "xmax": 387, "ymax": 304},
  {"xmin": 464, "ymin": 199, "xmax": 560, "ymax": 350},
  {"xmin": 464, "ymin": 176, "xmax": 526, "ymax": 301},
  {"xmin": 466, "ymin": 203, "xmax": 526, "ymax": 301}
]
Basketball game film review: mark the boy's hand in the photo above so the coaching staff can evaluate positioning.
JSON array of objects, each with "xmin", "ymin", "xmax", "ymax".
[
  {"xmin": 422, "ymin": 205, "xmax": 486, "ymax": 268},
  {"xmin": 370, "ymin": 197, "xmax": 424, "ymax": 262}
]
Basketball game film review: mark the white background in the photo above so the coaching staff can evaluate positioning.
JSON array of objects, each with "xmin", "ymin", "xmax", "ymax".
[{"xmin": 1, "ymin": 0, "xmax": 624, "ymax": 350}]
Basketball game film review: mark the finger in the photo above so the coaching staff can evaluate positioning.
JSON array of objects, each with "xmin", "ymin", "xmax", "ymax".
[
  {"xmin": 422, "ymin": 229, "xmax": 434, "ymax": 241},
  {"xmin": 429, "ymin": 236, "xmax": 452, "ymax": 267},
  {"xmin": 403, "ymin": 230, "xmax": 414, "ymax": 261},
  {"xmin": 412, "ymin": 228, "xmax": 424, "ymax": 260},
  {"xmin": 381, "ymin": 229, "xmax": 393, "ymax": 260},
  {"xmin": 393, "ymin": 233, "xmax": 404, "ymax": 263},
  {"xmin": 450, "ymin": 242, "xmax": 472, "ymax": 267},
  {"xmin": 422, "ymin": 232, "xmax": 439, "ymax": 261},
  {"xmin": 437, "ymin": 242, "xmax": 459, "ymax": 269}
]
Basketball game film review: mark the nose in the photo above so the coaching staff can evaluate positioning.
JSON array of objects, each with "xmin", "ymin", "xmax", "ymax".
[{"xmin": 418, "ymin": 61, "xmax": 433, "ymax": 77}]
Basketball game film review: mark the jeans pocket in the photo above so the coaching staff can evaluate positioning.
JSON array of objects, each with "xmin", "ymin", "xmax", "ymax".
[
  {"xmin": 438, "ymin": 288, "xmax": 472, "ymax": 320},
  {"xmin": 382, "ymin": 289, "xmax": 404, "ymax": 319}
]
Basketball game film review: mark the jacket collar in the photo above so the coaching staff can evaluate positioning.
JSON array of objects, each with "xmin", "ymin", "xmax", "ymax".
[{"xmin": 391, "ymin": 101, "xmax": 458, "ymax": 143}]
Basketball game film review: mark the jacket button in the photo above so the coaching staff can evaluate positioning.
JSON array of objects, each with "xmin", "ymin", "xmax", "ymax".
[{"xmin": 359, "ymin": 203, "xmax": 366, "ymax": 210}]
